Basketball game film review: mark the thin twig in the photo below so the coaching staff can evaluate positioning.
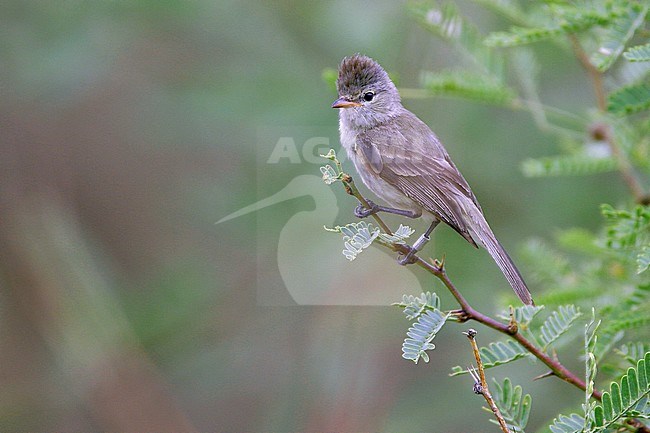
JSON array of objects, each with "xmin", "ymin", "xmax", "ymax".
[
  {"xmin": 568, "ymin": 34, "xmax": 606, "ymax": 112},
  {"xmin": 341, "ymin": 175, "xmax": 393, "ymax": 235},
  {"xmin": 465, "ymin": 329, "xmax": 511, "ymax": 433},
  {"xmin": 595, "ymin": 123, "xmax": 648, "ymax": 204},
  {"xmin": 568, "ymin": 34, "xmax": 647, "ymax": 204}
]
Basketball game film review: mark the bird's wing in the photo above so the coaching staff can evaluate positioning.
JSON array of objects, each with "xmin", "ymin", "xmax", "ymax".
[{"xmin": 356, "ymin": 114, "xmax": 481, "ymax": 246}]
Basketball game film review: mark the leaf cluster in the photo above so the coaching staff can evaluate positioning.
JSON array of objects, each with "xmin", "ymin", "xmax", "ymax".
[
  {"xmin": 551, "ymin": 351, "xmax": 650, "ymax": 432},
  {"xmin": 395, "ymin": 292, "xmax": 450, "ymax": 363},
  {"xmin": 403, "ymin": 0, "xmax": 650, "ymax": 181}
]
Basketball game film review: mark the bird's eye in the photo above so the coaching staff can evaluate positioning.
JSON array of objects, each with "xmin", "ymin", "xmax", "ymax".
[{"xmin": 363, "ymin": 91, "xmax": 375, "ymax": 102}]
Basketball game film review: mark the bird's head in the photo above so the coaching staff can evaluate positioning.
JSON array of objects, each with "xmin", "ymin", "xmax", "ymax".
[{"xmin": 332, "ymin": 54, "xmax": 401, "ymax": 128}]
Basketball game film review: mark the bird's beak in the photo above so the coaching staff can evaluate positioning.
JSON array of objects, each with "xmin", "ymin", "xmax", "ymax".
[{"xmin": 331, "ymin": 97, "xmax": 362, "ymax": 109}]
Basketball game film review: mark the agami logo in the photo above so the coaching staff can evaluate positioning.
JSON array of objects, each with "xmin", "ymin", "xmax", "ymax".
[{"xmin": 217, "ymin": 128, "xmax": 423, "ymax": 306}]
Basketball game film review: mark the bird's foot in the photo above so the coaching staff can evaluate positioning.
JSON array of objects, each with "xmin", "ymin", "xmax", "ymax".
[
  {"xmin": 397, "ymin": 245, "xmax": 419, "ymax": 265},
  {"xmin": 397, "ymin": 233, "xmax": 431, "ymax": 265},
  {"xmin": 354, "ymin": 200, "xmax": 379, "ymax": 218}
]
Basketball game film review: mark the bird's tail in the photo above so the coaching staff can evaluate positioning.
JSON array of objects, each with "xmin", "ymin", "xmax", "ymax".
[{"xmin": 469, "ymin": 215, "xmax": 534, "ymax": 306}]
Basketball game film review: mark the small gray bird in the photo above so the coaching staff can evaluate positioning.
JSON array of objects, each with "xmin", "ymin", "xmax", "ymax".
[{"xmin": 332, "ymin": 54, "xmax": 533, "ymax": 306}]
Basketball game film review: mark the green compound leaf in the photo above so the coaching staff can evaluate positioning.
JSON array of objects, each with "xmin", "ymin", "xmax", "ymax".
[
  {"xmin": 326, "ymin": 221, "xmax": 380, "ymax": 261},
  {"xmin": 521, "ymin": 154, "xmax": 618, "ymax": 178},
  {"xmin": 583, "ymin": 312, "xmax": 600, "ymax": 427},
  {"xmin": 549, "ymin": 413, "xmax": 585, "ymax": 433},
  {"xmin": 394, "ymin": 291, "xmax": 441, "ymax": 320},
  {"xmin": 377, "ymin": 224, "xmax": 415, "ymax": 245},
  {"xmin": 484, "ymin": 5, "xmax": 612, "ymax": 47},
  {"xmin": 636, "ymin": 245, "xmax": 650, "ymax": 274},
  {"xmin": 624, "ymin": 43, "xmax": 650, "ymax": 62},
  {"xmin": 402, "ymin": 308, "xmax": 450, "ymax": 364},
  {"xmin": 602, "ymin": 314, "xmax": 650, "ymax": 334},
  {"xmin": 590, "ymin": 2, "xmax": 648, "ymax": 72},
  {"xmin": 616, "ymin": 342, "xmax": 650, "ymax": 364},
  {"xmin": 601, "ymin": 204, "xmax": 650, "ymax": 250},
  {"xmin": 420, "ymin": 70, "xmax": 516, "ymax": 105},
  {"xmin": 485, "ymin": 25, "xmax": 563, "ymax": 47},
  {"xmin": 593, "ymin": 352, "xmax": 650, "ymax": 428},
  {"xmin": 538, "ymin": 305, "xmax": 582, "ymax": 349},
  {"xmin": 607, "ymin": 81, "xmax": 650, "ymax": 115},
  {"xmin": 491, "ymin": 378, "xmax": 532, "ymax": 432}
]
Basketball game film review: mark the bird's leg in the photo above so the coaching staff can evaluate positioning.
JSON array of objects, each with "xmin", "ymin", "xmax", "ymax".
[
  {"xmin": 398, "ymin": 220, "xmax": 440, "ymax": 265},
  {"xmin": 354, "ymin": 199, "xmax": 421, "ymax": 219}
]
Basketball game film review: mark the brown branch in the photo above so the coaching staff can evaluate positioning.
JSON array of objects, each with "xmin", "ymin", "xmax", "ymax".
[
  {"xmin": 464, "ymin": 329, "xmax": 511, "ymax": 433},
  {"xmin": 338, "ymin": 174, "xmax": 595, "ymax": 396},
  {"xmin": 414, "ymin": 255, "xmax": 601, "ymax": 398},
  {"xmin": 335, "ymin": 174, "xmax": 650, "ymax": 433}
]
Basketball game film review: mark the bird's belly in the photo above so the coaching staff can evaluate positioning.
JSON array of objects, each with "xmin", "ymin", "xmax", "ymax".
[{"xmin": 347, "ymin": 149, "xmax": 423, "ymax": 214}]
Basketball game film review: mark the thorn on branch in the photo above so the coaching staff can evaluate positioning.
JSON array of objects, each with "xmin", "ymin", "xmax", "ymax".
[
  {"xmin": 451, "ymin": 309, "xmax": 471, "ymax": 323},
  {"xmin": 533, "ymin": 371, "xmax": 556, "ymax": 381},
  {"xmin": 464, "ymin": 328, "xmax": 477, "ymax": 339},
  {"xmin": 467, "ymin": 366, "xmax": 483, "ymax": 394},
  {"xmin": 432, "ymin": 256, "xmax": 445, "ymax": 272},
  {"xmin": 507, "ymin": 307, "xmax": 518, "ymax": 334}
]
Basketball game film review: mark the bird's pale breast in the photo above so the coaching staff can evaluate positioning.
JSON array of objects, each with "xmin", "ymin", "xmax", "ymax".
[{"xmin": 339, "ymin": 117, "xmax": 431, "ymax": 221}]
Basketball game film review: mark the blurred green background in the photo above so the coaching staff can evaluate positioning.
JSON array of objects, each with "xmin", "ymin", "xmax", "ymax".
[{"xmin": 0, "ymin": 1, "xmax": 629, "ymax": 432}]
